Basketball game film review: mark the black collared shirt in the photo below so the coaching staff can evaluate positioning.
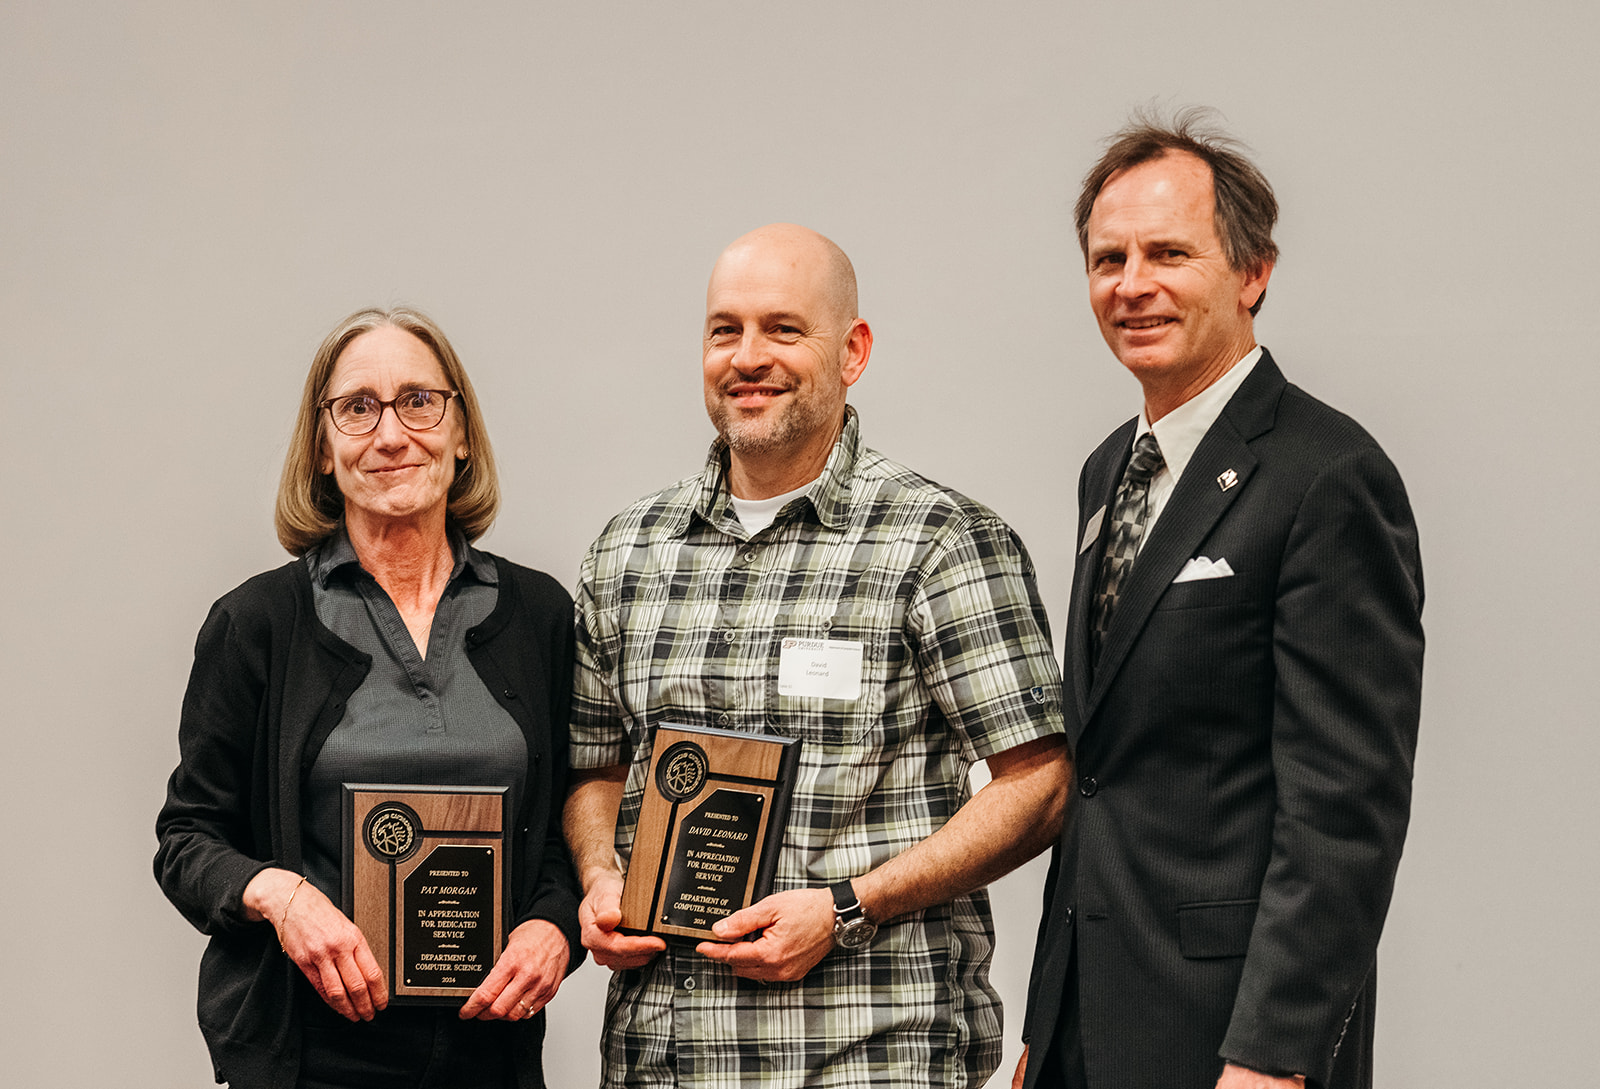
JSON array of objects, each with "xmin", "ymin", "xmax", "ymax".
[{"xmin": 300, "ymin": 528, "xmax": 526, "ymax": 899}]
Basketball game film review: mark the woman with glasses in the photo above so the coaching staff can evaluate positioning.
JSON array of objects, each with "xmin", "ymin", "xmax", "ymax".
[{"xmin": 156, "ymin": 307, "xmax": 580, "ymax": 1089}]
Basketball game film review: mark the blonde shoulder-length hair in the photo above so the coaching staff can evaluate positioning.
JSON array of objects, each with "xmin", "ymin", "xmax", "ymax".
[{"xmin": 274, "ymin": 306, "xmax": 500, "ymax": 556}]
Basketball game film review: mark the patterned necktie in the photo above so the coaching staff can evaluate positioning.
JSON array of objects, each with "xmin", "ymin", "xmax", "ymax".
[{"xmin": 1091, "ymin": 432, "xmax": 1165, "ymax": 660}]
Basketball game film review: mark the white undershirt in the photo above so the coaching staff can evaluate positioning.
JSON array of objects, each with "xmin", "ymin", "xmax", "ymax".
[
  {"xmin": 730, "ymin": 480, "xmax": 814, "ymax": 536},
  {"xmin": 1132, "ymin": 347, "xmax": 1261, "ymax": 551}
]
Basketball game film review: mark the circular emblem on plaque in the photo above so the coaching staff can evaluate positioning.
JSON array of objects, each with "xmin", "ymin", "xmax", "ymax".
[
  {"xmin": 363, "ymin": 801, "xmax": 422, "ymax": 864},
  {"xmin": 656, "ymin": 741, "xmax": 709, "ymax": 802}
]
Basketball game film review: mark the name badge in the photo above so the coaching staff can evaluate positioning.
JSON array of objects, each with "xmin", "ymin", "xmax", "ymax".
[{"xmin": 778, "ymin": 637, "xmax": 864, "ymax": 701}]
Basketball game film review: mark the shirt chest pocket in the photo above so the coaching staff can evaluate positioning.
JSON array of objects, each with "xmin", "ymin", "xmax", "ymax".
[{"xmin": 765, "ymin": 598, "xmax": 894, "ymax": 748}]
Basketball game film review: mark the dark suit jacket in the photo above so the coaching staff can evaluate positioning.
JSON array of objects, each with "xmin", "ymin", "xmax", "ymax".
[{"xmin": 1022, "ymin": 351, "xmax": 1424, "ymax": 1089}]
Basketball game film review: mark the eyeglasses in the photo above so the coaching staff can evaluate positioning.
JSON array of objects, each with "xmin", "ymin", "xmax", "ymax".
[{"xmin": 320, "ymin": 389, "xmax": 460, "ymax": 436}]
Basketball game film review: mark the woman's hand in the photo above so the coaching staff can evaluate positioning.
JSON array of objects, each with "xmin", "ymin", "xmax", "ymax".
[
  {"xmin": 242, "ymin": 867, "xmax": 388, "ymax": 1021},
  {"xmin": 458, "ymin": 919, "xmax": 570, "ymax": 1021}
]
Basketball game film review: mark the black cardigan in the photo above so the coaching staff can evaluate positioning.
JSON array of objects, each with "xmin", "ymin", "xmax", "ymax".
[{"xmin": 155, "ymin": 555, "xmax": 582, "ymax": 1089}]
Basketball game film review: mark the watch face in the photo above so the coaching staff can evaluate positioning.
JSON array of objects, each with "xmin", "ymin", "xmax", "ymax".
[{"xmin": 836, "ymin": 918, "xmax": 877, "ymax": 949}]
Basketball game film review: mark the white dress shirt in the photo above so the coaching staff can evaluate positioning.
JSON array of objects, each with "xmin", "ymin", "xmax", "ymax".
[{"xmin": 1132, "ymin": 346, "xmax": 1261, "ymax": 552}]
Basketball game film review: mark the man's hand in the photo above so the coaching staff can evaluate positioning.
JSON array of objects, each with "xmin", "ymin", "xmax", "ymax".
[
  {"xmin": 1216, "ymin": 1063, "xmax": 1305, "ymax": 1089},
  {"xmin": 694, "ymin": 887, "xmax": 836, "ymax": 982},
  {"xmin": 578, "ymin": 870, "xmax": 666, "ymax": 970},
  {"xmin": 565, "ymin": 766, "xmax": 664, "ymax": 971}
]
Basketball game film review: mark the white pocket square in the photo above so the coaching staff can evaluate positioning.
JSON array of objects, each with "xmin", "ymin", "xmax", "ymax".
[{"xmin": 1173, "ymin": 556, "xmax": 1235, "ymax": 583}]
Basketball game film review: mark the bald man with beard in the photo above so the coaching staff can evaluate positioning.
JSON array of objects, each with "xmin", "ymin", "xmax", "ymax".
[{"xmin": 564, "ymin": 224, "xmax": 1071, "ymax": 1088}]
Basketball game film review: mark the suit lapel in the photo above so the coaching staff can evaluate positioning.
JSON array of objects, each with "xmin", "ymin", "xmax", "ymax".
[
  {"xmin": 1083, "ymin": 351, "xmax": 1288, "ymax": 717},
  {"xmin": 1069, "ymin": 420, "xmax": 1137, "ymax": 731}
]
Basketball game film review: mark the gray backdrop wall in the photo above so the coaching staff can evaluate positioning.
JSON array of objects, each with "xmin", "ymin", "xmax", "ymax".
[{"xmin": 4, "ymin": 2, "xmax": 1595, "ymax": 1085}]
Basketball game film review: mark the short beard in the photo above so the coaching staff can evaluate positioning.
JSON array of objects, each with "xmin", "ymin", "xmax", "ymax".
[{"xmin": 707, "ymin": 387, "xmax": 833, "ymax": 456}]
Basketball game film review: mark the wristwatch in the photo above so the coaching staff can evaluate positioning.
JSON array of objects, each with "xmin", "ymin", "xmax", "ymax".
[{"xmin": 830, "ymin": 880, "xmax": 878, "ymax": 950}]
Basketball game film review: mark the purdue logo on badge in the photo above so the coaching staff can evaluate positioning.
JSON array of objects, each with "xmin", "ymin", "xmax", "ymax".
[
  {"xmin": 656, "ymin": 741, "xmax": 710, "ymax": 802},
  {"xmin": 363, "ymin": 801, "xmax": 422, "ymax": 863}
]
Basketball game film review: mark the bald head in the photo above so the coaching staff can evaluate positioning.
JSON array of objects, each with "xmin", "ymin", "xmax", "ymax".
[
  {"xmin": 701, "ymin": 223, "xmax": 873, "ymax": 498},
  {"xmin": 709, "ymin": 223, "xmax": 858, "ymax": 327}
]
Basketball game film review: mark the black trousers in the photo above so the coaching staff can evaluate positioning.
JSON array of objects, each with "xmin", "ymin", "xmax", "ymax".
[{"xmin": 298, "ymin": 993, "xmax": 516, "ymax": 1089}]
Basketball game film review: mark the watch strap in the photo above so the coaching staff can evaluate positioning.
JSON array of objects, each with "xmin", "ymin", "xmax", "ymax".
[{"xmin": 830, "ymin": 880, "xmax": 861, "ymax": 918}]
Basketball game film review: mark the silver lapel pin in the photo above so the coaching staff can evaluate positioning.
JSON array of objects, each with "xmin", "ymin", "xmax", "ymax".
[{"xmin": 1217, "ymin": 468, "xmax": 1239, "ymax": 492}]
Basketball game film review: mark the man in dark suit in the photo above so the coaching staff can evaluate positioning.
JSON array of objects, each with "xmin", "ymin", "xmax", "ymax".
[{"xmin": 1015, "ymin": 112, "xmax": 1425, "ymax": 1089}]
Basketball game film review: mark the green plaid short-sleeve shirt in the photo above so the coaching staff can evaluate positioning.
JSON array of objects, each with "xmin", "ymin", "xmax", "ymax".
[{"xmin": 572, "ymin": 410, "xmax": 1065, "ymax": 1088}]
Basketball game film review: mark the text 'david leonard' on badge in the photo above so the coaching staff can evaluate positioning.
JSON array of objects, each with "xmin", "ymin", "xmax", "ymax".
[{"xmin": 777, "ymin": 637, "xmax": 863, "ymax": 701}]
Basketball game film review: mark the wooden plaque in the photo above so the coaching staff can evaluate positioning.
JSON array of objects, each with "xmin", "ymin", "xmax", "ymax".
[
  {"xmin": 619, "ymin": 724, "xmax": 801, "ymax": 940},
  {"xmin": 341, "ymin": 784, "xmax": 511, "ymax": 1004}
]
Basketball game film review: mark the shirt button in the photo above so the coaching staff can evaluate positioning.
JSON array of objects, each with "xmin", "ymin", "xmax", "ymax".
[
  {"xmin": 741, "ymin": 551, "xmax": 756, "ymax": 564},
  {"xmin": 722, "ymin": 629, "xmax": 735, "ymax": 643},
  {"xmin": 1078, "ymin": 775, "xmax": 1098, "ymax": 797},
  {"xmin": 718, "ymin": 713, "xmax": 731, "ymax": 726},
  {"xmin": 682, "ymin": 976, "xmax": 696, "ymax": 991}
]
